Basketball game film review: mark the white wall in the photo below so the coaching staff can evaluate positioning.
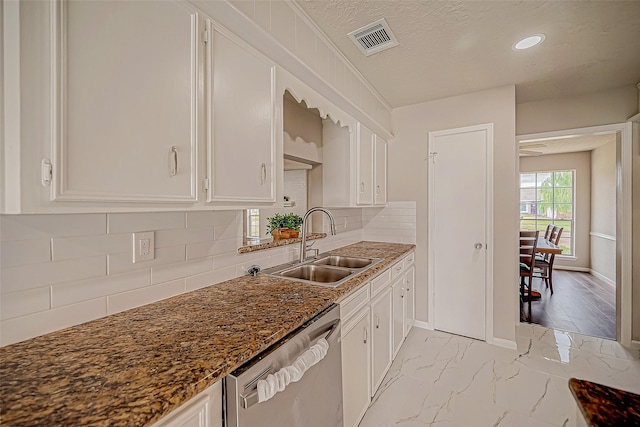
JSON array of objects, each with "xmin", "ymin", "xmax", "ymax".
[
  {"xmin": 516, "ymin": 84, "xmax": 639, "ymax": 340},
  {"xmin": 389, "ymin": 85, "xmax": 517, "ymax": 343},
  {"xmin": 590, "ymin": 141, "xmax": 616, "ymax": 283},
  {"xmin": 519, "ymin": 152, "xmax": 592, "ymax": 270},
  {"xmin": 283, "ymin": 96, "xmax": 323, "ymax": 163}
]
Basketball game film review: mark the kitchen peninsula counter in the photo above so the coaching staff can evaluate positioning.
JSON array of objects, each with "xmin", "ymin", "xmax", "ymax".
[{"xmin": 0, "ymin": 241, "xmax": 414, "ymax": 427}]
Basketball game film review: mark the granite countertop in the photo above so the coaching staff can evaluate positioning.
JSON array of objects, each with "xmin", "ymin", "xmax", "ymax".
[
  {"xmin": 569, "ymin": 378, "xmax": 640, "ymax": 426},
  {"xmin": 0, "ymin": 241, "xmax": 414, "ymax": 427}
]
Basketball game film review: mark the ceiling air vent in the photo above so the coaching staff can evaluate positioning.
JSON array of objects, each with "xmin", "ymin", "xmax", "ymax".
[{"xmin": 348, "ymin": 18, "xmax": 399, "ymax": 57}]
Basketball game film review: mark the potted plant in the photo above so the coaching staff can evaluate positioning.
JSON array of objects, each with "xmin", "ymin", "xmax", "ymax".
[
  {"xmin": 283, "ymin": 213, "xmax": 303, "ymax": 238},
  {"xmin": 266, "ymin": 212, "xmax": 303, "ymax": 239}
]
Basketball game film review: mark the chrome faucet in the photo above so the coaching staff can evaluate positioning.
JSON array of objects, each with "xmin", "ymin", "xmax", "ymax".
[{"xmin": 299, "ymin": 207, "xmax": 336, "ymax": 262}]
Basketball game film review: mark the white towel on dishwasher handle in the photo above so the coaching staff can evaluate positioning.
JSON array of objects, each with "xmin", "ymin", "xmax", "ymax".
[{"xmin": 256, "ymin": 338, "xmax": 329, "ymax": 403}]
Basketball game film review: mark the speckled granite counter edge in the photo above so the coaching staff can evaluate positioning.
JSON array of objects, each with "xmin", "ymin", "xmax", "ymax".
[
  {"xmin": 569, "ymin": 378, "xmax": 640, "ymax": 426},
  {"xmin": 237, "ymin": 233, "xmax": 326, "ymax": 253}
]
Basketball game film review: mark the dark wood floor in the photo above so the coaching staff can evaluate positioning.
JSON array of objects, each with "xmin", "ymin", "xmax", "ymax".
[{"xmin": 522, "ymin": 270, "xmax": 616, "ymax": 340}]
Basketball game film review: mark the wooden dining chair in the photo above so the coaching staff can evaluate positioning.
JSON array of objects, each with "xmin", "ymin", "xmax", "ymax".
[
  {"xmin": 519, "ymin": 230, "xmax": 539, "ymax": 323},
  {"xmin": 534, "ymin": 226, "xmax": 563, "ymax": 294},
  {"xmin": 543, "ymin": 224, "xmax": 553, "ymax": 240}
]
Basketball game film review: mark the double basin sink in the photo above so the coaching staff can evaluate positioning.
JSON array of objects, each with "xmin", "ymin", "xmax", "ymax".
[{"xmin": 262, "ymin": 254, "xmax": 382, "ymax": 288}]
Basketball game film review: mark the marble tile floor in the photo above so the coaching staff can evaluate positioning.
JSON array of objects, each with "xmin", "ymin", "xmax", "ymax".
[{"xmin": 360, "ymin": 324, "xmax": 640, "ymax": 427}]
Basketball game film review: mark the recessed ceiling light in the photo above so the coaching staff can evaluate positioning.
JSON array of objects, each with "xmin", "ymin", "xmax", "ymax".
[{"xmin": 513, "ymin": 34, "xmax": 545, "ymax": 50}]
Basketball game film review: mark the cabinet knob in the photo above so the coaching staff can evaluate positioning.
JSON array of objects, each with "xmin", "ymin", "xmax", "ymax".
[
  {"xmin": 376, "ymin": 185, "xmax": 381, "ymax": 195},
  {"xmin": 375, "ymin": 314, "xmax": 380, "ymax": 329},
  {"xmin": 363, "ymin": 327, "xmax": 368, "ymax": 344}
]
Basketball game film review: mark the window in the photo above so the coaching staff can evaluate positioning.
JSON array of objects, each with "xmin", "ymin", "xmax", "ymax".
[
  {"xmin": 246, "ymin": 209, "xmax": 261, "ymax": 238},
  {"xmin": 520, "ymin": 170, "xmax": 574, "ymax": 255}
]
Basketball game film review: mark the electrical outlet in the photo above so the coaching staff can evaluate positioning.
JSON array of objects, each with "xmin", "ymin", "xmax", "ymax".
[{"xmin": 133, "ymin": 231, "xmax": 155, "ymax": 263}]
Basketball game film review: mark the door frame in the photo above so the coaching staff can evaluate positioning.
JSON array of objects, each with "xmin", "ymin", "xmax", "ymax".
[
  {"xmin": 517, "ymin": 122, "xmax": 632, "ymax": 347},
  {"xmin": 427, "ymin": 123, "xmax": 494, "ymax": 342}
]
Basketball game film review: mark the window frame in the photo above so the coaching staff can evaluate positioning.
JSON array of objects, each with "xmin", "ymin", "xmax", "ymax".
[{"xmin": 519, "ymin": 170, "xmax": 575, "ymax": 256}]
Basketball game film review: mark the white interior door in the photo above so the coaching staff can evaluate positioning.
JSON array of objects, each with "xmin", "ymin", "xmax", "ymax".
[{"xmin": 428, "ymin": 124, "xmax": 492, "ymax": 340}]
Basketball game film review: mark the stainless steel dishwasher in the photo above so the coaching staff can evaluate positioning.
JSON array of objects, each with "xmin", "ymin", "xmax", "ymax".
[{"xmin": 225, "ymin": 304, "xmax": 343, "ymax": 427}]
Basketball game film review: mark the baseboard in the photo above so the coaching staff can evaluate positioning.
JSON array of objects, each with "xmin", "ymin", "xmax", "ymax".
[
  {"xmin": 589, "ymin": 269, "xmax": 616, "ymax": 287},
  {"xmin": 491, "ymin": 337, "xmax": 517, "ymax": 350},
  {"xmin": 413, "ymin": 320, "xmax": 432, "ymax": 330},
  {"xmin": 554, "ymin": 265, "xmax": 590, "ymax": 272}
]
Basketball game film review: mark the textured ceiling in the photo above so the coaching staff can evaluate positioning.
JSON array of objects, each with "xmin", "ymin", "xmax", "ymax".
[{"xmin": 295, "ymin": 0, "xmax": 640, "ymax": 108}]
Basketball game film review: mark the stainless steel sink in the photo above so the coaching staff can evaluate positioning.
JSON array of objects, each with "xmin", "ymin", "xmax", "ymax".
[
  {"xmin": 261, "ymin": 253, "xmax": 382, "ymax": 288},
  {"xmin": 279, "ymin": 264, "xmax": 352, "ymax": 283},
  {"xmin": 311, "ymin": 255, "xmax": 375, "ymax": 269}
]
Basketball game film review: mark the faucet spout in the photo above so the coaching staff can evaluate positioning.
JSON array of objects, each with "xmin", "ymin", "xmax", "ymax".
[{"xmin": 299, "ymin": 207, "xmax": 336, "ymax": 262}]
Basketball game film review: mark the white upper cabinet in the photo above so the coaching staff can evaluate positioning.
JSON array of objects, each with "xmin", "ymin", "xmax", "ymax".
[
  {"xmin": 356, "ymin": 123, "xmax": 387, "ymax": 206},
  {"xmin": 374, "ymin": 136, "xmax": 387, "ymax": 205},
  {"xmin": 356, "ymin": 123, "xmax": 374, "ymax": 205},
  {"xmin": 51, "ymin": 0, "xmax": 199, "ymax": 203},
  {"xmin": 205, "ymin": 21, "xmax": 276, "ymax": 203}
]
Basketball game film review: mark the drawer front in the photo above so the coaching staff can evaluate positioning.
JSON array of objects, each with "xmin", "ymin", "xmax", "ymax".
[
  {"xmin": 370, "ymin": 268, "xmax": 392, "ymax": 298},
  {"xmin": 340, "ymin": 284, "xmax": 370, "ymax": 322},
  {"xmin": 403, "ymin": 252, "xmax": 415, "ymax": 269},
  {"xmin": 390, "ymin": 261, "xmax": 404, "ymax": 281}
]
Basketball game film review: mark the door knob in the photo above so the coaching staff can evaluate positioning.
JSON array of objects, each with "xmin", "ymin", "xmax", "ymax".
[{"xmin": 474, "ymin": 243, "xmax": 483, "ymax": 249}]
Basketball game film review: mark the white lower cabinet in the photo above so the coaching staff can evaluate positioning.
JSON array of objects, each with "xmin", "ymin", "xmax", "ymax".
[
  {"xmin": 392, "ymin": 277, "xmax": 406, "ymax": 358},
  {"xmin": 152, "ymin": 381, "xmax": 222, "ymax": 427},
  {"xmin": 340, "ymin": 251, "xmax": 415, "ymax": 427},
  {"xmin": 342, "ymin": 307, "xmax": 371, "ymax": 427},
  {"xmin": 405, "ymin": 265, "xmax": 416, "ymax": 337},
  {"xmin": 370, "ymin": 287, "xmax": 393, "ymax": 395}
]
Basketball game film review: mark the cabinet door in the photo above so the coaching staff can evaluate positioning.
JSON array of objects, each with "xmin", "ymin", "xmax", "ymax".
[
  {"xmin": 207, "ymin": 23, "xmax": 275, "ymax": 203},
  {"xmin": 392, "ymin": 277, "xmax": 406, "ymax": 357},
  {"xmin": 405, "ymin": 266, "xmax": 415, "ymax": 337},
  {"xmin": 53, "ymin": 1, "xmax": 198, "ymax": 202},
  {"xmin": 374, "ymin": 136, "xmax": 387, "ymax": 206},
  {"xmin": 370, "ymin": 287, "xmax": 392, "ymax": 396},
  {"xmin": 356, "ymin": 123, "xmax": 374, "ymax": 205},
  {"xmin": 153, "ymin": 381, "xmax": 222, "ymax": 427},
  {"xmin": 342, "ymin": 308, "xmax": 371, "ymax": 427}
]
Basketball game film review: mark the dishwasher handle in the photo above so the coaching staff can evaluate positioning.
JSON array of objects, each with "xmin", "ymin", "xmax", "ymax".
[{"xmin": 239, "ymin": 318, "xmax": 340, "ymax": 409}]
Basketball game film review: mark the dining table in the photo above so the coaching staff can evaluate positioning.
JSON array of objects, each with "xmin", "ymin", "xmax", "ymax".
[{"xmin": 520, "ymin": 234, "xmax": 563, "ymax": 256}]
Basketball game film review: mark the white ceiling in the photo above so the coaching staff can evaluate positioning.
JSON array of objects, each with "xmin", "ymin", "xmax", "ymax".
[
  {"xmin": 519, "ymin": 133, "xmax": 615, "ymax": 157},
  {"xmin": 295, "ymin": 0, "xmax": 640, "ymax": 108}
]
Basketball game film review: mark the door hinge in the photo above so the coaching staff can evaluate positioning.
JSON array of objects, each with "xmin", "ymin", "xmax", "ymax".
[
  {"xmin": 41, "ymin": 159, "xmax": 52, "ymax": 186},
  {"xmin": 202, "ymin": 30, "xmax": 209, "ymax": 44},
  {"xmin": 203, "ymin": 178, "xmax": 210, "ymax": 191}
]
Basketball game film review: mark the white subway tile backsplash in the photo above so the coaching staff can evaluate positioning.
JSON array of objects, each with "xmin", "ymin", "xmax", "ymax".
[
  {"xmin": 106, "ymin": 279, "xmax": 185, "ymax": 315},
  {"xmin": 108, "ymin": 245, "xmax": 185, "ymax": 275},
  {"xmin": 1, "ymin": 287, "xmax": 50, "ymax": 320},
  {"xmin": 0, "ymin": 239, "xmax": 51, "ymax": 268},
  {"xmin": 1, "ymin": 255, "xmax": 106, "ymax": 294},
  {"xmin": 107, "ymin": 212, "xmax": 185, "ymax": 234},
  {"xmin": 185, "ymin": 267, "xmax": 236, "ymax": 292},
  {"xmin": 52, "ymin": 233, "xmax": 130, "ymax": 261},
  {"xmin": 186, "ymin": 210, "xmax": 237, "ymax": 228},
  {"xmin": 155, "ymin": 227, "xmax": 214, "ymax": 248},
  {"xmin": 0, "ymin": 214, "xmax": 106, "ymax": 241},
  {"xmin": 186, "ymin": 238, "xmax": 237, "ymax": 260},
  {"xmin": 151, "ymin": 257, "xmax": 213, "ymax": 285},
  {"xmin": 51, "ymin": 270, "xmax": 150, "ymax": 308},
  {"xmin": 1, "ymin": 298, "xmax": 107, "ymax": 346}
]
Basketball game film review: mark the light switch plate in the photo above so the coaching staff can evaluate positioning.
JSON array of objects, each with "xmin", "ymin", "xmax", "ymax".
[{"xmin": 133, "ymin": 231, "xmax": 155, "ymax": 263}]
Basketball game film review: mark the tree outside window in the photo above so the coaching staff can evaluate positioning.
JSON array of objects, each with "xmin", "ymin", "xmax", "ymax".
[{"xmin": 520, "ymin": 170, "xmax": 574, "ymax": 255}]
